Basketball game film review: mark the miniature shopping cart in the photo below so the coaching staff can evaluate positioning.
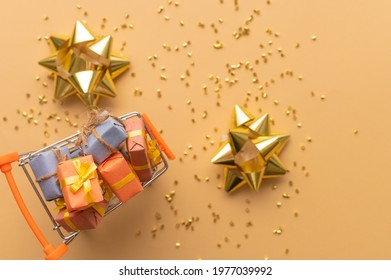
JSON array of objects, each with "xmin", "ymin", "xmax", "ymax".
[{"xmin": 0, "ymin": 112, "xmax": 175, "ymax": 260}]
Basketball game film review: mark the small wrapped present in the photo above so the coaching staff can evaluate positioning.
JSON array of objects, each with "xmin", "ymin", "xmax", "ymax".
[
  {"xmin": 124, "ymin": 117, "xmax": 153, "ymax": 182},
  {"xmin": 77, "ymin": 109, "xmax": 127, "ymax": 165},
  {"xmin": 54, "ymin": 199, "xmax": 108, "ymax": 233},
  {"xmin": 98, "ymin": 152, "xmax": 143, "ymax": 203},
  {"xmin": 147, "ymin": 139, "xmax": 162, "ymax": 166},
  {"xmin": 57, "ymin": 155, "xmax": 104, "ymax": 212},
  {"xmin": 30, "ymin": 147, "xmax": 70, "ymax": 201}
]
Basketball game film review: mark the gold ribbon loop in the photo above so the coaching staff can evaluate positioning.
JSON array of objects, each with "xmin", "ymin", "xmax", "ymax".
[
  {"xmin": 63, "ymin": 211, "xmax": 79, "ymax": 231},
  {"xmin": 132, "ymin": 163, "xmax": 151, "ymax": 171},
  {"xmin": 127, "ymin": 129, "xmax": 145, "ymax": 138},
  {"xmin": 92, "ymin": 204, "xmax": 106, "ymax": 217},
  {"xmin": 147, "ymin": 140, "xmax": 162, "ymax": 165},
  {"xmin": 100, "ymin": 179, "xmax": 114, "ymax": 202},
  {"xmin": 53, "ymin": 198, "xmax": 67, "ymax": 212}
]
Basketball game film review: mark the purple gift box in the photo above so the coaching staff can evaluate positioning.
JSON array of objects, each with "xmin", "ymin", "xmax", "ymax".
[
  {"xmin": 80, "ymin": 111, "xmax": 127, "ymax": 165},
  {"xmin": 29, "ymin": 147, "xmax": 71, "ymax": 201}
]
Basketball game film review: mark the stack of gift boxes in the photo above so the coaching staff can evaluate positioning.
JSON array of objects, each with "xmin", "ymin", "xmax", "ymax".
[{"xmin": 29, "ymin": 110, "xmax": 162, "ymax": 233}]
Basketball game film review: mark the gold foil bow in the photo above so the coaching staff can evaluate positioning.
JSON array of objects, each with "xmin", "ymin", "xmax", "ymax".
[
  {"xmin": 211, "ymin": 105, "xmax": 289, "ymax": 193},
  {"xmin": 38, "ymin": 20, "xmax": 130, "ymax": 106}
]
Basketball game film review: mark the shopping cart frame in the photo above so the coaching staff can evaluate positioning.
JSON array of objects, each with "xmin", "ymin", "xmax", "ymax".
[{"xmin": 0, "ymin": 112, "xmax": 175, "ymax": 260}]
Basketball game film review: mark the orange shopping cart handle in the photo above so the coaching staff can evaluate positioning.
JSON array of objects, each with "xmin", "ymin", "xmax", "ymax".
[
  {"xmin": 0, "ymin": 152, "xmax": 68, "ymax": 260},
  {"xmin": 142, "ymin": 113, "xmax": 176, "ymax": 160},
  {"xmin": 0, "ymin": 152, "xmax": 19, "ymax": 170}
]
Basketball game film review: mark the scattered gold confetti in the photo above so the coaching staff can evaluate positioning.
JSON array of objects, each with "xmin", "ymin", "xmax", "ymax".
[
  {"xmin": 282, "ymin": 193, "xmax": 290, "ymax": 199},
  {"xmin": 353, "ymin": 129, "xmax": 358, "ymax": 134},
  {"xmin": 176, "ymin": 242, "xmax": 181, "ymax": 248},
  {"xmin": 155, "ymin": 212, "xmax": 162, "ymax": 221},
  {"xmin": 213, "ymin": 40, "xmax": 224, "ymax": 49},
  {"xmin": 165, "ymin": 190, "xmax": 176, "ymax": 202},
  {"xmin": 273, "ymin": 226, "xmax": 283, "ymax": 235}
]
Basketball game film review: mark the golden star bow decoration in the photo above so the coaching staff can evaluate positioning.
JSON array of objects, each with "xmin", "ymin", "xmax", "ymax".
[
  {"xmin": 38, "ymin": 20, "xmax": 130, "ymax": 106},
  {"xmin": 211, "ymin": 105, "xmax": 290, "ymax": 193}
]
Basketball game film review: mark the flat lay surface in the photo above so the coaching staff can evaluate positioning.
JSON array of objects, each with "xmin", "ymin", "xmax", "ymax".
[{"xmin": 0, "ymin": 0, "xmax": 390, "ymax": 260}]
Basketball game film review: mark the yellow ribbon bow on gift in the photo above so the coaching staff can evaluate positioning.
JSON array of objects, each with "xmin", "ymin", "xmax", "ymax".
[
  {"xmin": 61, "ymin": 159, "xmax": 98, "ymax": 205},
  {"xmin": 70, "ymin": 159, "xmax": 98, "ymax": 193},
  {"xmin": 53, "ymin": 198, "xmax": 67, "ymax": 212}
]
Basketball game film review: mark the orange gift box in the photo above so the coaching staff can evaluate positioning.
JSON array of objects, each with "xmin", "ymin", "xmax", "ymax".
[
  {"xmin": 124, "ymin": 117, "xmax": 153, "ymax": 182},
  {"xmin": 98, "ymin": 152, "xmax": 143, "ymax": 203},
  {"xmin": 55, "ymin": 200, "xmax": 108, "ymax": 233},
  {"xmin": 57, "ymin": 155, "xmax": 104, "ymax": 212}
]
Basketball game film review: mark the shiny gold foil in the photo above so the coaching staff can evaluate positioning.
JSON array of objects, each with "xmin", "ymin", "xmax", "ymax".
[
  {"xmin": 38, "ymin": 21, "xmax": 130, "ymax": 106},
  {"xmin": 211, "ymin": 105, "xmax": 289, "ymax": 193}
]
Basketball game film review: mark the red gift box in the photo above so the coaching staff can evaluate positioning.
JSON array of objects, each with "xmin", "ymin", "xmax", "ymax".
[{"xmin": 55, "ymin": 200, "xmax": 108, "ymax": 232}]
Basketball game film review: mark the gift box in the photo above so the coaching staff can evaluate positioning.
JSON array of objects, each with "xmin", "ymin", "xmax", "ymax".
[
  {"xmin": 55, "ymin": 200, "xmax": 108, "ymax": 233},
  {"xmin": 147, "ymin": 139, "xmax": 162, "ymax": 166},
  {"xmin": 30, "ymin": 147, "xmax": 71, "ymax": 201},
  {"xmin": 57, "ymin": 155, "xmax": 104, "ymax": 212},
  {"xmin": 124, "ymin": 117, "xmax": 153, "ymax": 182},
  {"xmin": 98, "ymin": 152, "xmax": 143, "ymax": 203},
  {"xmin": 81, "ymin": 111, "xmax": 127, "ymax": 165}
]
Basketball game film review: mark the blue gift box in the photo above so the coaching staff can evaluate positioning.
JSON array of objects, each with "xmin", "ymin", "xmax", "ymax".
[
  {"xmin": 29, "ymin": 147, "xmax": 71, "ymax": 201},
  {"xmin": 81, "ymin": 114, "xmax": 127, "ymax": 165}
]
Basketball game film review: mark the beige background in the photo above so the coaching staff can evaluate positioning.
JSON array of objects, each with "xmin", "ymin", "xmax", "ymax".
[{"xmin": 0, "ymin": 0, "xmax": 391, "ymax": 260}]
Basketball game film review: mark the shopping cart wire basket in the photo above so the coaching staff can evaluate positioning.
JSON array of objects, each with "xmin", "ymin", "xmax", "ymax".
[{"xmin": 0, "ymin": 112, "xmax": 175, "ymax": 260}]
